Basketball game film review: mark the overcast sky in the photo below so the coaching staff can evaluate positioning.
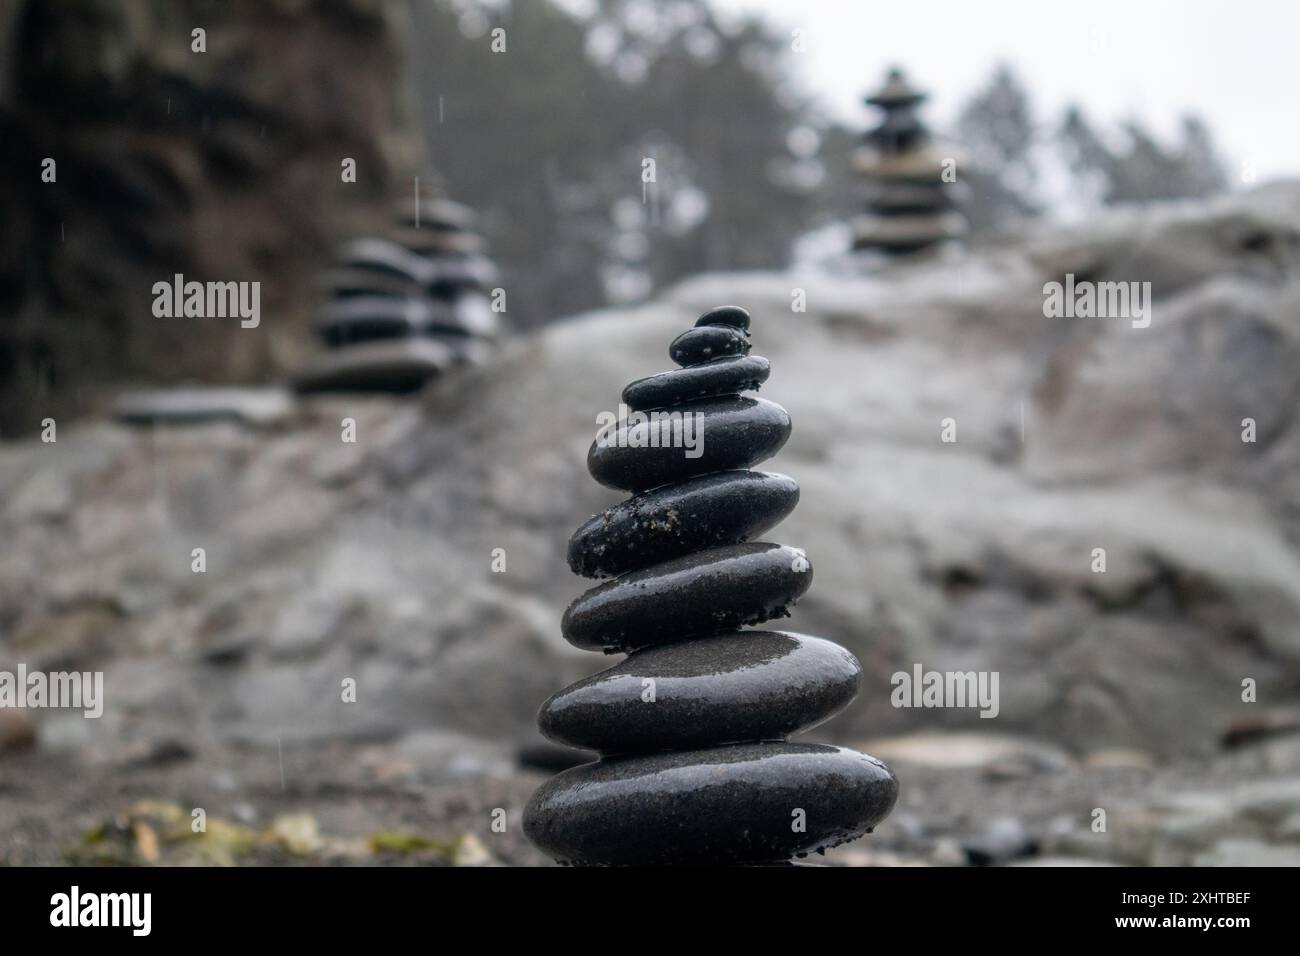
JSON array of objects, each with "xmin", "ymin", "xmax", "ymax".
[{"xmin": 714, "ymin": 0, "xmax": 1299, "ymax": 184}]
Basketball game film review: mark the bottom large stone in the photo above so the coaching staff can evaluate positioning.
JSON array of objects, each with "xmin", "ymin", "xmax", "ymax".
[
  {"xmin": 522, "ymin": 742, "xmax": 898, "ymax": 865},
  {"xmin": 292, "ymin": 339, "xmax": 453, "ymax": 393}
]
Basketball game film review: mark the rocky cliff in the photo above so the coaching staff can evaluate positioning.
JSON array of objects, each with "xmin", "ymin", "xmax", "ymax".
[{"xmin": 0, "ymin": 0, "xmax": 422, "ymax": 437}]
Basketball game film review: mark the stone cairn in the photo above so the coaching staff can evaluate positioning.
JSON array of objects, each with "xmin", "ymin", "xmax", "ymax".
[
  {"xmin": 293, "ymin": 192, "xmax": 500, "ymax": 393},
  {"xmin": 523, "ymin": 305, "xmax": 898, "ymax": 865},
  {"xmin": 851, "ymin": 67, "xmax": 966, "ymax": 255}
]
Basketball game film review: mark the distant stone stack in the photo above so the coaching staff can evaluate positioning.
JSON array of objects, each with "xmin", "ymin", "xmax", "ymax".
[
  {"xmin": 294, "ymin": 192, "xmax": 500, "ymax": 393},
  {"xmin": 851, "ymin": 68, "xmax": 966, "ymax": 256}
]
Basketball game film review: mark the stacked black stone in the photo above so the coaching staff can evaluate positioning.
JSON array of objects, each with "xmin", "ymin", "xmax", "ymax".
[
  {"xmin": 523, "ymin": 305, "xmax": 898, "ymax": 865},
  {"xmin": 851, "ymin": 67, "xmax": 967, "ymax": 255},
  {"xmin": 293, "ymin": 195, "xmax": 500, "ymax": 393}
]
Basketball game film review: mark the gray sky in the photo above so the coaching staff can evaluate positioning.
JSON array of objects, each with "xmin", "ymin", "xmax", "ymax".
[{"xmin": 715, "ymin": 0, "xmax": 1299, "ymax": 183}]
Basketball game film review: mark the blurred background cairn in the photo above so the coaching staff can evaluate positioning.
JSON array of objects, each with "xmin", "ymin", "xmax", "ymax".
[
  {"xmin": 293, "ymin": 185, "xmax": 501, "ymax": 394},
  {"xmin": 850, "ymin": 67, "xmax": 968, "ymax": 257}
]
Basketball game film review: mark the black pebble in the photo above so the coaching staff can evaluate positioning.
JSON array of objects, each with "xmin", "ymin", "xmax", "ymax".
[
  {"xmin": 538, "ymin": 631, "xmax": 861, "ymax": 753},
  {"xmin": 561, "ymin": 542, "xmax": 813, "ymax": 652},
  {"xmin": 567, "ymin": 470, "xmax": 798, "ymax": 578},
  {"xmin": 587, "ymin": 395, "xmax": 791, "ymax": 492},
  {"xmin": 694, "ymin": 304, "xmax": 751, "ymax": 331},
  {"xmin": 669, "ymin": 325, "xmax": 751, "ymax": 366},
  {"xmin": 622, "ymin": 355, "xmax": 770, "ymax": 411}
]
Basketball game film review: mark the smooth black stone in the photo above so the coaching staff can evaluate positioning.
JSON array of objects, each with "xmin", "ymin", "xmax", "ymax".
[
  {"xmin": 621, "ymin": 355, "xmax": 769, "ymax": 411},
  {"xmin": 539, "ymin": 631, "xmax": 860, "ymax": 754},
  {"xmin": 336, "ymin": 238, "xmax": 498, "ymax": 290},
  {"xmin": 426, "ymin": 255, "xmax": 498, "ymax": 295},
  {"xmin": 337, "ymin": 237, "xmax": 429, "ymax": 284},
  {"xmin": 325, "ymin": 266, "xmax": 423, "ymax": 301},
  {"xmin": 567, "ymin": 470, "xmax": 798, "ymax": 578},
  {"xmin": 399, "ymin": 197, "xmax": 479, "ymax": 232},
  {"xmin": 292, "ymin": 339, "xmax": 453, "ymax": 394},
  {"xmin": 587, "ymin": 395, "xmax": 791, "ymax": 492},
  {"xmin": 396, "ymin": 225, "xmax": 486, "ymax": 257},
  {"xmin": 864, "ymin": 181, "xmax": 953, "ymax": 214},
  {"xmin": 562, "ymin": 542, "xmax": 812, "ymax": 652},
  {"xmin": 317, "ymin": 296, "xmax": 428, "ymax": 345},
  {"xmin": 522, "ymin": 742, "xmax": 898, "ymax": 865},
  {"xmin": 694, "ymin": 305, "xmax": 751, "ymax": 331},
  {"xmin": 669, "ymin": 325, "xmax": 751, "ymax": 366},
  {"xmin": 865, "ymin": 107, "xmax": 927, "ymax": 149}
]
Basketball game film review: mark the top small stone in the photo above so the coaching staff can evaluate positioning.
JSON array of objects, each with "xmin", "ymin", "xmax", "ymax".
[
  {"xmin": 695, "ymin": 305, "xmax": 751, "ymax": 332},
  {"xmin": 865, "ymin": 67, "xmax": 927, "ymax": 109}
]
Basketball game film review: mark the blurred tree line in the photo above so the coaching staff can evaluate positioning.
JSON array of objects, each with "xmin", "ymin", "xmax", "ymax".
[
  {"xmin": 415, "ymin": 1, "xmax": 1231, "ymax": 327},
  {"xmin": 412, "ymin": 0, "xmax": 827, "ymax": 327},
  {"xmin": 956, "ymin": 63, "xmax": 1229, "ymax": 232},
  {"xmin": 0, "ymin": 0, "xmax": 1233, "ymax": 433}
]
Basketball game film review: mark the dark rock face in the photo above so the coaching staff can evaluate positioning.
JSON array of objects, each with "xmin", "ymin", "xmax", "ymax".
[
  {"xmin": 0, "ymin": 0, "xmax": 420, "ymax": 436},
  {"xmin": 525, "ymin": 304, "xmax": 898, "ymax": 865}
]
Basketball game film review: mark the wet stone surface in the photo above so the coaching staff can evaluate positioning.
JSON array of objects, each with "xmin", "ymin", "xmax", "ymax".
[
  {"xmin": 561, "ymin": 542, "xmax": 813, "ymax": 653},
  {"xmin": 669, "ymin": 324, "xmax": 751, "ymax": 366},
  {"xmin": 523, "ymin": 742, "xmax": 899, "ymax": 866},
  {"xmin": 566, "ymin": 470, "xmax": 799, "ymax": 578},
  {"xmin": 586, "ymin": 395, "xmax": 792, "ymax": 492},
  {"xmin": 538, "ymin": 631, "xmax": 861, "ymax": 754},
  {"xmin": 621, "ymin": 355, "xmax": 770, "ymax": 410},
  {"xmin": 693, "ymin": 304, "xmax": 751, "ymax": 331}
]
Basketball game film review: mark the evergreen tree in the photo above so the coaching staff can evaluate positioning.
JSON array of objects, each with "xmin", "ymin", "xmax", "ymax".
[
  {"xmin": 1057, "ymin": 104, "xmax": 1228, "ymax": 206},
  {"xmin": 955, "ymin": 64, "xmax": 1039, "ymax": 231},
  {"xmin": 1178, "ymin": 115, "xmax": 1228, "ymax": 197},
  {"xmin": 412, "ymin": 0, "xmax": 820, "ymax": 326}
]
